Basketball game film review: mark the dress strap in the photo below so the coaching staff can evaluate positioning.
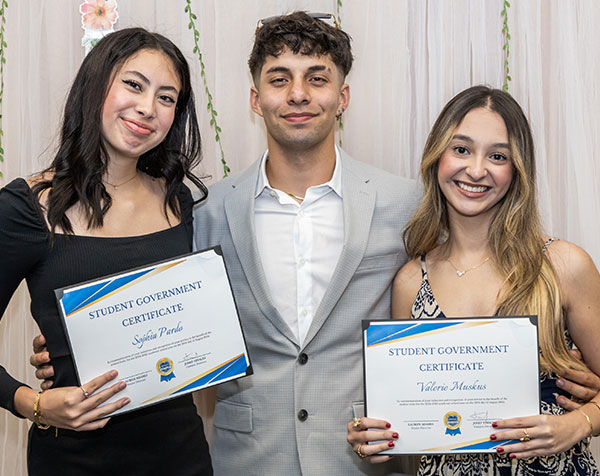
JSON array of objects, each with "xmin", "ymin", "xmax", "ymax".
[
  {"xmin": 543, "ymin": 238, "xmax": 558, "ymax": 252},
  {"xmin": 419, "ymin": 253, "xmax": 428, "ymax": 279}
]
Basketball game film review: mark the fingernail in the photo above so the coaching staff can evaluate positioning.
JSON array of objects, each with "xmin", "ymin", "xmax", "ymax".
[
  {"xmin": 557, "ymin": 379, "xmax": 564, "ymax": 387},
  {"xmin": 110, "ymin": 370, "xmax": 118, "ymax": 378},
  {"xmin": 119, "ymin": 382, "xmax": 126, "ymax": 390},
  {"xmin": 385, "ymin": 422, "xmax": 391, "ymax": 428},
  {"xmin": 510, "ymin": 454, "xmax": 516, "ymax": 459},
  {"xmin": 492, "ymin": 422, "xmax": 498, "ymax": 428},
  {"xmin": 123, "ymin": 398, "xmax": 130, "ymax": 405},
  {"xmin": 490, "ymin": 434, "xmax": 496, "ymax": 441},
  {"xmin": 392, "ymin": 432, "xmax": 399, "ymax": 439},
  {"xmin": 388, "ymin": 441, "xmax": 395, "ymax": 448},
  {"xmin": 496, "ymin": 447, "xmax": 504, "ymax": 453}
]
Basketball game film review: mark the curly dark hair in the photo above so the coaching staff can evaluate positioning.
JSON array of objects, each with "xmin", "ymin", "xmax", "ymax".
[
  {"xmin": 34, "ymin": 27, "xmax": 207, "ymax": 236},
  {"xmin": 248, "ymin": 11, "xmax": 353, "ymax": 83}
]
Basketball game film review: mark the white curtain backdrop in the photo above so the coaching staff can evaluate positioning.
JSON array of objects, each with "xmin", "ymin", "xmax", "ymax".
[{"xmin": 1, "ymin": 1, "xmax": 599, "ymax": 474}]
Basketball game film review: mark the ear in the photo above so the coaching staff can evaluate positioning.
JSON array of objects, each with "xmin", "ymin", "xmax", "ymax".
[
  {"xmin": 250, "ymin": 86, "xmax": 264, "ymax": 117},
  {"xmin": 338, "ymin": 83, "xmax": 350, "ymax": 114}
]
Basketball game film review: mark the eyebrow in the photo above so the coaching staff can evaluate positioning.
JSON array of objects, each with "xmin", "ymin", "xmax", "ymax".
[
  {"xmin": 123, "ymin": 70, "xmax": 179, "ymax": 94},
  {"xmin": 264, "ymin": 64, "xmax": 330, "ymax": 75},
  {"xmin": 452, "ymin": 134, "xmax": 510, "ymax": 150}
]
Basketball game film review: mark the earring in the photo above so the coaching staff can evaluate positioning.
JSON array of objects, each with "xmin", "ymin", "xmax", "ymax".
[{"xmin": 336, "ymin": 107, "xmax": 345, "ymax": 119}]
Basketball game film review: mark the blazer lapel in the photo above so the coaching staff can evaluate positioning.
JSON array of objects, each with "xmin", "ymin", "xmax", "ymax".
[
  {"xmin": 303, "ymin": 153, "xmax": 376, "ymax": 347},
  {"xmin": 224, "ymin": 161, "xmax": 299, "ymax": 346}
]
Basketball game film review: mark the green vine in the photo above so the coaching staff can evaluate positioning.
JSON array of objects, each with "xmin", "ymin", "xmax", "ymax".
[
  {"xmin": 185, "ymin": 0, "xmax": 230, "ymax": 177},
  {"xmin": 501, "ymin": 0, "xmax": 511, "ymax": 91},
  {"xmin": 0, "ymin": 0, "xmax": 7, "ymax": 178},
  {"xmin": 335, "ymin": 0, "xmax": 344, "ymax": 148}
]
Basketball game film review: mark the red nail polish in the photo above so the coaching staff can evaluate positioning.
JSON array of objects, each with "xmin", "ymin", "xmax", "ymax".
[
  {"xmin": 510, "ymin": 454, "xmax": 516, "ymax": 459},
  {"xmin": 492, "ymin": 422, "xmax": 498, "ymax": 428},
  {"xmin": 392, "ymin": 432, "xmax": 398, "ymax": 439},
  {"xmin": 490, "ymin": 434, "xmax": 496, "ymax": 441},
  {"xmin": 496, "ymin": 447, "xmax": 504, "ymax": 453},
  {"xmin": 385, "ymin": 422, "xmax": 391, "ymax": 429},
  {"xmin": 388, "ymin": 441, "xmax": 395, "ymax": 448}
]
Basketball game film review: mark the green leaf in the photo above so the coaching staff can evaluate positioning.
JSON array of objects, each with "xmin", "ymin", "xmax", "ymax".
[
  {"xmin": 191, "ymin": 13, "xmax": 197, "ymax": 20},
  {"xmin": 507, "ymin": 33, "xmax": 511, "ymax": 40},
  {"xmin": 188, "ymin": 21, "xmax": 193, "ymax": 30},
  {"xmin": 215, "ymin": 126, "xmax": 222, "ymax": 133},
  {"xmin": 507, "ymin": 75, "xmax": 512, "ymax": 81},
  {"xmin": 213, "ymin": 110, "xmax": 218, "ymax": 117},
  {"xmin": 215, "ymin": 133, "xmax": 220, "ymax": 141},
  {"xmin": 210, "ymin": 118, "xmax": 215, "ymax": 126}
]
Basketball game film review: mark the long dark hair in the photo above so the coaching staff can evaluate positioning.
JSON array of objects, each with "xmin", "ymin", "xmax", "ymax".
[{"xmin": 34, "ymin": 27, "xmax": 207, "ymax": 235}]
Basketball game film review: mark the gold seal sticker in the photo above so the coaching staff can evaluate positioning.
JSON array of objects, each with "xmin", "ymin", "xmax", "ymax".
[
  {"xmin": 443, "ymin": 411, "xmax": 462, "ymax": 436},
  {"xmin": 156, "ymin": 357, "xmax": 176, "ymax": 382}
]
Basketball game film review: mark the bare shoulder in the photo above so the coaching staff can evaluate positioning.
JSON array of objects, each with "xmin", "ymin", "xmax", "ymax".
[
  {"xmin": 392, "ymin": 257, "xmax": 422, "ymax": 319},
  {"xmin": 546, "ymin": 239, "xmax": 598, "ymax": 280},
  {"xmin": 546, "ymin": 239, "xmax": 600, "ymax": 309}
]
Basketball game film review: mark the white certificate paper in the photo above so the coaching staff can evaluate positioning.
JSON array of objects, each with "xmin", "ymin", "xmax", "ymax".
[
  {"xmin": 363, "ymin": 317, "xmax": 539, "ymax": 454},
  {"xmin": 56, "ymin": 247, "xmax": 252, "ymax": 417}
]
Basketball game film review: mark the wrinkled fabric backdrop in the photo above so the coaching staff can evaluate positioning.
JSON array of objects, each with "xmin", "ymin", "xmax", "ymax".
[{"xmin": 1, "ymin": 1, "xmax": 599, "ymax": 474}]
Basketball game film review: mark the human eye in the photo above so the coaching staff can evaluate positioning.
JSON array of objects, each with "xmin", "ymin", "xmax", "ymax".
[
  {"xmin": 123, "ymin": 79, "xmax": 141, "ymax": 91},
  {"xmin": 158, "ymin": 94, "xmax": 176, "ymax": 105},
  {"xmin": 490, "ymin": 153, "xmax": 508, "ymax": 162},
  {"xmin": 270, "ymin": 77, "xmax": 288, "ymax": 86},
  {"xmin": 309, "ymin": 76, "xmax": 328, "ymax": 85},
  {"xmin": 453, "ymin": 146, "xmax": 469, "ymax": 155}
]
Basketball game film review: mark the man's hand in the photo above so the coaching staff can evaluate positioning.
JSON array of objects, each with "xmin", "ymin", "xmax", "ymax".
[
  {"xmin": 31, "ymin": 334, "xmax": 55, "ymax": 390},
  {"xmin": 556, "ymin": 350, "xmax": 600, "ymax": 411}
]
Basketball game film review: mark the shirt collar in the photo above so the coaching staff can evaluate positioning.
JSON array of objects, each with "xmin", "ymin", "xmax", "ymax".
[{"xmin": 255, "ymin": 147, "xmax": 343, "ymax": 199}]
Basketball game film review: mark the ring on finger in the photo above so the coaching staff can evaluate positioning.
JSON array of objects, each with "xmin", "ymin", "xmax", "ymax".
[
  {"xmin": 80, "ymin": 386, "xmax": 90, "ymax": 399},
  {"xmin": 519, "ymin": 428, "xmax": 531, "ymax": 443},
  {"xmin": 352, "ymin": 417, "xmax": 362, "ymax": 429},
  {"xmin": 356, "ymin": 443, "xmax": 367, "ymax": 459}
]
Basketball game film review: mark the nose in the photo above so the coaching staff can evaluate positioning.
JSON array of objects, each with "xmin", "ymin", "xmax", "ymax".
[
  {"xmin": 465, "ymin": 155, "xmax": 488, "ymax": 181},
  {"xmin": 287, "ymin": 79, "xmax": 310, "ymax": 105},
  {"xmin": 135, "ymin": 93, "xmax": 155, "ymax": 118}
]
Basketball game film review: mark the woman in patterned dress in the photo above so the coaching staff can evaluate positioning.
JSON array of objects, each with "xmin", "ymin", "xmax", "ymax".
[{"xmin": 347, "ymin": 86, "xmax": 600, "ymax": 475}]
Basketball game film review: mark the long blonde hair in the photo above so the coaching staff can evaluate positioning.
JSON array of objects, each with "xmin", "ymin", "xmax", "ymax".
[{"xmin": 403, "ymin": 86, "xmax": 583, "ymax": 374}]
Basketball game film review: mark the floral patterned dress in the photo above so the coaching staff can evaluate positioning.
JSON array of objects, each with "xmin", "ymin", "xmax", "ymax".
[{"xmin": 411, "ymin": 251, "xmax": 599, "ymax": 476}]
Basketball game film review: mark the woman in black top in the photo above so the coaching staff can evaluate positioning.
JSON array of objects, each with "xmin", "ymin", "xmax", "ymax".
[{"xmin": 0, "ymin": 28, "xmax": 212, "ymax": 475}]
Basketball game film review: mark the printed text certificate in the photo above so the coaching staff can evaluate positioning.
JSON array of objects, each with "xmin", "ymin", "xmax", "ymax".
[
  {"xmin": 56, "ymin": 247, "xmax": 251, "ymax": 417},
  {"xmin": 363, "ymin": 317, "xmax": 539, "ymax": 454}
]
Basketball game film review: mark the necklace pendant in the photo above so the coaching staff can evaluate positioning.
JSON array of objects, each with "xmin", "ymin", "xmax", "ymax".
[{"xmin": 456, "ymin": 270, "xmax": 465, "ymax": 277}]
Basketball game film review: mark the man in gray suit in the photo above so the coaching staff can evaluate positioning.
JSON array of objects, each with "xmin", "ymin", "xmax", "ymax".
[{"xmin": 194, "ymin": 12, "xmax": 420, "ymax": 475}]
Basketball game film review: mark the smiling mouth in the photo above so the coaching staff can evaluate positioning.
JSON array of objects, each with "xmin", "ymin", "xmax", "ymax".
[
  {"xmin": 282, "ymin": 113, "xmax": 317, "ymax": 123},
  {"xmin": 122, "ymin": 118, "xmax": 153, "ymax": 136},
  {"xmin": 455, "ymin": 181, "xmax": 490, "ymax": 193}
]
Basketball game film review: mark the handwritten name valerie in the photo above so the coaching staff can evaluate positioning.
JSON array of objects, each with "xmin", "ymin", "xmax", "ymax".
[
  {"xmin": 86, "ymin": 280, "xmax": 202, "ymax": 348},
  {"xmin": 388, "ymin": 344, "xmax": 510, "ymax": 393}
]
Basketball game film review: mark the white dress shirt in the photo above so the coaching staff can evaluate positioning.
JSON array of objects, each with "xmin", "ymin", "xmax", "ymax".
[{"xmin": 254, "ymin": 149, "xmax": 345, "ymax": 345}]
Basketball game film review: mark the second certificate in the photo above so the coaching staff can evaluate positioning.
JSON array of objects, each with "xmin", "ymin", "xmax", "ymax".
[{"xmin": 363, "ymin": 317, "xmax": 540, "ymax": 454}]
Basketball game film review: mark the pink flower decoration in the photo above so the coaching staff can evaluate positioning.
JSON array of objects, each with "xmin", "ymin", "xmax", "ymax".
[{"xmin": 80, "ymin": 0, "xmax": 119, "ymax": 31}]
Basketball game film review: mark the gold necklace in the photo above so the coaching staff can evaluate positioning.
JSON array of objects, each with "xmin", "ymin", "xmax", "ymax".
[
  {"xmin": 283, "ymin": 191, "xmax": 305, "ymax": 202},
  {"xmin": 446, "ymin": 256, "xmax": 490, "ymax": 277},
  {"xmin": 103, "ymin": 173, "xmax": 138, "ymax": 190}
]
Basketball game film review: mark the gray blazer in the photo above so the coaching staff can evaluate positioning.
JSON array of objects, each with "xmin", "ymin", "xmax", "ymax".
[{"xmin": 194, "ymin": 150, "xmax": 421, "ymax": 476}]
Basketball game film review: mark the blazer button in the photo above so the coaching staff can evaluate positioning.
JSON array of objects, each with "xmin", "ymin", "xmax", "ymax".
[
  {"xmin": 299, "ymin": 353, "xmax": 309, "ymax": 365},
  {"xmin": 297, "ymin": 409, "xmax": 308, "ymax": 421}
]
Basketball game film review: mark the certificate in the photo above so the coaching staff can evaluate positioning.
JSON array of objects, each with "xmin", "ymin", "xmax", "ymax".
[
  {"xmin": 56, "ymin": 247, "xmax": 252, "ymax": 417},
  {"xmin": 363, "ymin": 317, "xmax": 539, "ymax": 454}
]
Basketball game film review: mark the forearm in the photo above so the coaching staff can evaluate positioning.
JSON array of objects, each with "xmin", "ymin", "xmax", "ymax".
[
  {"xmin": 0, "ymin": 367, "xmax": 30, "ymax": 418},
  {"xmin": 13, "ymin": 385, "xmax": 37, "ymax": 421}
]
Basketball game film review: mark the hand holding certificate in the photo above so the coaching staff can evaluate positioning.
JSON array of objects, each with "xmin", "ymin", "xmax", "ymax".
[
  {"xmin": 362, "ymin": 317, "xmax": 540, "ymax": 454},
  {"xmin": 56, "ymin": 247, "xmax": 252, "ymax": 418}
]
